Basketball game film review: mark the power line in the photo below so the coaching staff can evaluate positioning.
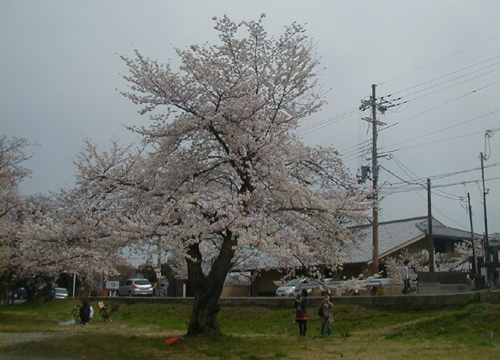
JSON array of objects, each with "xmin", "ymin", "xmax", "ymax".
[
  {"xmin": 380, "ymin": 57, "xmax": 500, "ymax": 105},
  {"xmin": 384, "ymin": 54, "xmax": 500, "ymax": 97},
  {"xmin": 382, "ymin": 78, "xmax": 500, "ymax": 132},
  {"xmin": 342, "ymin": 102, "xmax": 499, "ymax": 163},
  {"xmin": 379, "ymin": 163, "xmax": 470, "ymax": 229},
  {"xmin": 378, "ymin": 109, "xmax": 500, "ymax": 154},
  {"xmin": 381, "ymin": 129, "xmax": 491, "ymax": 156},
  {"xmin": 295, "ymin": 35, "xmax": 500, "ymax": 142},
  {"xmin": 377, "ymin": 34, "xmax": 500, "ymax": 86},
  {"xmin": 381, "ymin": 176, "xmax": 500, "ymax": 196},
  {"xmin": 342, "ymin": 124, "xmax": 497, "ymax": 163},
  {"xmin": 296, "ymin": 107, "xmax": 358, "ymax": 136},
  {"xmin": 398, "ymin": 66, "xmax": 500, "ymax": 104},
  {"xmin": 387, "ymin": 162, "xmax": 500, "ymax": 187}
]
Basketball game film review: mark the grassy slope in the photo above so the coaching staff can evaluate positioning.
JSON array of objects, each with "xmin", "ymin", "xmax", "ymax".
[{"xmin": 1, "ymin": 298, "xmax": 500, "ymax": 359}]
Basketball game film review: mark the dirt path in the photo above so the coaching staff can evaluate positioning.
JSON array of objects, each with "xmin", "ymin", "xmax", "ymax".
[
  {"xmin": 1, "ymin": 332, "xmax": 71, "ymax": 360},
  {"xmin": 1, "ymin": 331, "xmax": 68, "ymax": 346}
]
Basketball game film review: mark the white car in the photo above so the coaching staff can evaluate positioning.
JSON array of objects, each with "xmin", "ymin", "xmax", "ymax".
[
  {"xmin": 275, "ymin": 279, "xmax": 305, "ymax": 297},
  {"xmin": 53, "ymin": 287, "xmax": 69, "ymax": 299}
]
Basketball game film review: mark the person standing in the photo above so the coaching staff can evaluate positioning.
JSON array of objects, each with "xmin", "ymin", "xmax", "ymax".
[
  {"xmin": 295, "ymin": 289, "xmax": 308, "ymax": 337},
  {"xmin": 402, "ymin": 260, "xmax": 410, "ymax": 294},
  {"xmin": 89, "ymin": 303, "xmax": 94, "ymax": 321},
  {"xmin": 79, "ymin": 301, "xmax": 91, "ymax": 324},
  {"xmin": 10, "ymin": 288, "xmax": 17, "ymax": 304},
  {"xmin": 320, "ymin": 294, "xmax": 334, "ymax": 336}
]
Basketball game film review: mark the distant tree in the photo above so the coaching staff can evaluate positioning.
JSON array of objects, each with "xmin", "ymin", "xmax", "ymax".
[
  {"xmin": 0, "ymin": 136, "xmax": 130, "ymax": 301},
  {"xmin": 0, "ymin": 136, "xmax": 32, "ymax": 220},
  {"xmin": 385, "ymin": 241, "xmax": 475, "ymax": 283},
  {"xmin": 137, "ymin": 263, "xmax": 157, "ymax": 284},
  {"xmin": 1, "ymin": 184, "xmax": 129, "ymax": 301},
  {"xmin": 77, "ymin": 15, "xmax": 370, "ymax": 336},
  {"xmin": 115, "ymin": 264, "xmax": 139, "ymax": 283},
  {"xmin": 0, "ymin": 136, "xmax": 33, "ymax": 295}
]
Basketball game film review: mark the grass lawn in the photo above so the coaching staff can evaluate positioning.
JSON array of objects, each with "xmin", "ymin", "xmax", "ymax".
[{"xmin": 1, "ymin": 298, "xmax": 500, "ymax": 359}]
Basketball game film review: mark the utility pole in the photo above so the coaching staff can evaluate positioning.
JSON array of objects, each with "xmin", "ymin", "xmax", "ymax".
[
  {"xmin": 480, "ymin": 152, "xmax": 490, "ymax": 280},
  {"xmin": 370, "ymin": 84, "xmax": 380, "ymax": 275},
  {"xmin": 468, "ymin": 193, "xmax": 478, "ymax": 277},
  {"xmin": 156, "ymin": 239, "xmax": 163, "ymax": 296},
  {"xmin": 360, "ymin": 84, "xmax": 387, "ymax": 275},
  {"xmin": 427, "ymin": 179, "xmax": 435, "ymax": 272},
  {"xmin": 480, "ymin": 129, "xmax": 497, "ymax": 281}
]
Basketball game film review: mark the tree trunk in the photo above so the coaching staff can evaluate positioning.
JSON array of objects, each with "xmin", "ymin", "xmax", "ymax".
[
  {"xmin": 186, "ymin": 230, "xmax": 236, "ymax": 336},
  {"xmin": 188, "ymin": 289, "xmax": 223, "ymax": 336}
]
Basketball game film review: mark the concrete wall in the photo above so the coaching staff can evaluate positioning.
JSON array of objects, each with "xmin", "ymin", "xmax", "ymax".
[
  {"xmin": 221, "ymin": 286, "xmax": 251, "ymax": 297},
  {"xmin": 96, "ymin": 290, "xmax": 500, "ymax": 308},
  {"xmin": 217, "ymin": 292, "xmax": 474, "ymax": 307},
  {"xmin": 418, "ymin": 283, "xmax": 470, "ymax": 295},
  {"xmin": 219, "ymin": 290, "xmax": 500, "ymax": 307}
]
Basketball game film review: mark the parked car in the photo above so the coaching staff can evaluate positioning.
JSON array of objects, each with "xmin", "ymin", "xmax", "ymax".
[
  {"xmin": 116, "ymin": 278, "xmax": 154, "ymax": 296},
  {"xmin": 11, "ymin": 287, "xmax": 28, "ymax": 300},
  {"xmin": 323, "ymin": 280, "xmax": 345, "ymax": 296},
  {"xmin": 275, "ymin": 278, "xmax": 305, "ymax": 297},
  {"xmin": 293, "ymin": 278, "xmax": 332, "ymax": 297},
  {"xmin": 53, "ymin": 287, "xmax": 69, "ymax": 299},
  {"xmin": 363, "ymin": 277, "xmax": 391, "ymax": 287}
]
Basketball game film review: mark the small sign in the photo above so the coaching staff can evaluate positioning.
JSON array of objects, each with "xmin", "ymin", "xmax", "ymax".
[{"xmin": 106, "ymin": 281, "xmax": 119, "ymax": 290}]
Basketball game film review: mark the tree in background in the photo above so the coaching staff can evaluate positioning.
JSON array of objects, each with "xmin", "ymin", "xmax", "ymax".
[
  {"xmin": 385, "ymin": 241, "xmax": 475, "ymax": 284},
  {"xmin": 0, "ymin": 136, "xmax": 33, "ymax": 299},
  {"xmin": 0, "ymin": 135, "xmax": 129, "ymax": 300},
  {"xmin": 0, "ymin": 136, "xmax": 32, "ymax": 220},
  {"xmin": 2, "ymin": 184, "xmax": 129, "ymax": 300},
  {"xmin": 77, "ymin": 15, "xmax": 370, "ymax": 336}
]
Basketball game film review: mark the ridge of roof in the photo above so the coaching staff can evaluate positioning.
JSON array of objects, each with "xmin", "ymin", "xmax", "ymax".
[{"xmin": 353, "ymin": 216, "xmax": 428, "ymax": 230}]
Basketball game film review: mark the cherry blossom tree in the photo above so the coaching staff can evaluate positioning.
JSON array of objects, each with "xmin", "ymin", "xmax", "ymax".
[
  {"xmin": 0, "ymin": 136, "xmax": 33, "ymax": 298},
  {"xmin": 0, "ymin": 136, "xmax": 32, "ymax": 220},
  {"xmin": 385, "ymin": 241, "xmax": 475, "ymax": 284},
  {"xmin": 1, "ymin": 185, "xmax": 129, "ymax": 300},
  {"xmin": 1, "ymin": 136, "xmax": 128, "ymax": 300},
  {"xmin": 79, "ymin": 15, "xmax": 370, "ymax": 336}
]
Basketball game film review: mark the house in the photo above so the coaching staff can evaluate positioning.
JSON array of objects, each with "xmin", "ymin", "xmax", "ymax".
[
  {"xmin": 341, "ymin": 216, "xmax": 483, "ymax": 278},
  {"xmin": 227, "ymin": 216, "xmax": 484, "ymax": 296},
  {"xmin": 485, "ymin": 232, "xmax": 500, "ymax": 283}
]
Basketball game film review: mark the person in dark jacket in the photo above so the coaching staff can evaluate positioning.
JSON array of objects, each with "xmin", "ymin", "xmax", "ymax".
[
  {"xmin": 320, "ymin": 294, "xmax": 334, "ymax": 336},
  {"xmin": 295, "ymin": 289, "xmax": 308, "ymax": 336},
  {"xmin": 79, "ymin": 301, "xmax": 91, "ymax": 324}
]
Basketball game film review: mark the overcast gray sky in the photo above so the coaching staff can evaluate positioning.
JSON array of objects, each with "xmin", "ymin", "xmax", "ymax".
[{"xmin": 2, "ymin": 1, "xmax": 499, "ymax": 236}]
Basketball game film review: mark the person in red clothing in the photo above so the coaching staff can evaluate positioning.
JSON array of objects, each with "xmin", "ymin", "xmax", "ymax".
[{"xmin": 295, "ymin": 289, "xmax": 308, "ymax": 336}]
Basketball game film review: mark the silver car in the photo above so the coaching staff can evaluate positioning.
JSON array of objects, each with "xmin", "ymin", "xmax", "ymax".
[
  {"xmin": 275, "ymin": 279, "xmax": 304, "ymax": 297},
  {"xmin": 53, "ymin": 287, "xmax": 69, "ymax": 299},
  {"xmin": 293, "ymin": 278, "xmax": 332, "ymax": 297},
  {"xmin": 116, "ymin": 278, "xmax": 154, "ymax": 296}
]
